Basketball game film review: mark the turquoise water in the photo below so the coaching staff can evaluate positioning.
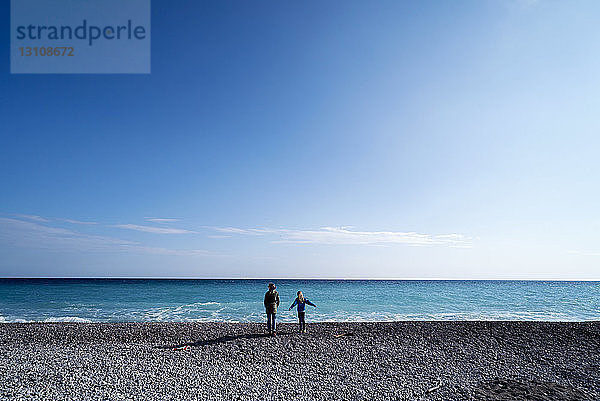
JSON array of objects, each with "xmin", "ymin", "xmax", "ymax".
[{"xmin": 0, "ymin": 279, "xmax": 598, "ymax": 323}]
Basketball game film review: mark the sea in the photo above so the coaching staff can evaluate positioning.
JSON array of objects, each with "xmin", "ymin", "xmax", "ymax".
[{"xmin": 0, "ymin": 279, "xmax": 598, "ymax": 323}]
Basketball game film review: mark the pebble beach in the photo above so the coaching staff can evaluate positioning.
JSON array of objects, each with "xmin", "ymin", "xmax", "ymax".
[{"xmin": 1, "ymin": 321, "xmax": 599, "ymax": 400}]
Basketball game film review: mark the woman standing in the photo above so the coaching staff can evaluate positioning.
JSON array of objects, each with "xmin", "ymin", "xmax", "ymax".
[
  {"xmin": 289, "ymin": 291, "xmax": 316, "ymax": 333},
  {"xmin": 263, "ymin": 282, "xmax": 280, "ymax": 336}
]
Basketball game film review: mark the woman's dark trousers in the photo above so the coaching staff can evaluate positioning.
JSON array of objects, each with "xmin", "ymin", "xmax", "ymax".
[{"xmin": 266, "ymin": 312, "xmax": 276, "ymax": 333}]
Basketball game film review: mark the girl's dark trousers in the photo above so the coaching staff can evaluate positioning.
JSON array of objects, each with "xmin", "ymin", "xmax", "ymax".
[{"xmin": 298, "ymin": 311, "xmax": 306, "ymax": 331}]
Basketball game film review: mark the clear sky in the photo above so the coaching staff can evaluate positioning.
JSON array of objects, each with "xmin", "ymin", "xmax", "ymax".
[{"xmin": 1, "ymin": 0, "xmax": 599, "ymax": 279}]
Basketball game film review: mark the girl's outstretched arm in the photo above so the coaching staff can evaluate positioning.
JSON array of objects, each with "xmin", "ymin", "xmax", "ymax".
[
  {"xmin": 289, "ymin": 298, "xmax": 298, "ymax": 310},
  {"xmin": 306, "ymin": 299, "xmax": 316, "ymax": 307}
]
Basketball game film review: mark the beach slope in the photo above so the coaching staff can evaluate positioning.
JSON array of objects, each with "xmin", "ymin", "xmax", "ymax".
[{"xmin": 1, "ymin": 321, "xmax": 598, "ymax": 400}]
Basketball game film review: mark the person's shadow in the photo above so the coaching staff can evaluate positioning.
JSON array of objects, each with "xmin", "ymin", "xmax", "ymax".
[{"xmin": 156, "ymin": 331, "xmax": 292, "ymax": 349}]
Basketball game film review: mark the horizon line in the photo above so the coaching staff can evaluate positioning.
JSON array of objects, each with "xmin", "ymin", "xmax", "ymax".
[{"xmin": 1, "ymin": 276, "xmax": 599, "ymax": 281}]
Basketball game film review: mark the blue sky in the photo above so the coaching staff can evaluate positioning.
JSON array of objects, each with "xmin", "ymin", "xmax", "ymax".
[{"xmin": 1, "ymin": 0, "xmax": 599, "ymax": 278}]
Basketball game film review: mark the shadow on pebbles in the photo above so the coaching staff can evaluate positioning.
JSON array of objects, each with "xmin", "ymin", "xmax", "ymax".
[{"xmin": 472, "ymin": 377, "xmax": 592, "ymax": 401}]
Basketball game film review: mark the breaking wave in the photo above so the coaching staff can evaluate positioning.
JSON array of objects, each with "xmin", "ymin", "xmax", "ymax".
[
  {"xmin": 42, "ymin": 316, "xmax": 93, "ymax": 323},
  {"xmin": 0, "ymin": 315, "xmax": 91, "ymax": 323}
]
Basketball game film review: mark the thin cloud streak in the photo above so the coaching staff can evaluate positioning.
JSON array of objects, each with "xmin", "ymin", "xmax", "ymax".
[
  {"xmin": 214, "ymin": 226, "xmax": 472, "ymax": 247},
  {"xmin": 12, "ymin": 214, "xmax": 95, "ymax": 225},
  {"xmin": 15, "ymin": 214, "xmax": 48, "ymax": 222},
  {"xmin": 0, "ymin": 218, "xmax": 209, "ymax": 256},
  {"xmin": 127, "ymin": 246, "xmax": 211, "ymax": 256},
  {"xmin": 113, "ymin": 224, "xmax": 197, "ymax": 234},
  {"xmin": 216, "ymin": 227, "xmax": 277, "ymax": 235},
  {"xmin": 144, "ymin": 218, "xmax": 180, "ymax": 223},
  {"xmin": 60, "ymin": 218, "xmax": 97, "ymax": 225},
  {"xmin": 0, "ymin": 218, "xmax": 138, "ymax": 251},
  {"xmin": 568, "ymin": 250, "xmax": 600, "ymax": 257}
]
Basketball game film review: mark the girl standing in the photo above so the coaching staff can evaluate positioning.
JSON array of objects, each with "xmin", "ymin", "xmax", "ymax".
[{"xmin": 289, "ymin": 291, "xmax": 316, "ymax": 333}]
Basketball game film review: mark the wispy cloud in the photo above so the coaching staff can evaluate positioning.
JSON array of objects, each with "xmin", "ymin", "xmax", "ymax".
[
  {"xmin": 127, "ymin": 246, "xmax": 211, "ymax": 256},
  {"xmin": 213, "ymin": 226, "xmax": 472, "ymax": 247},
  {"xmin": 0, "ymin": 218, "xmax": 209, "ymax": 256},
  {"xmin": 144, "ymin": 217, "xmax": 180, "ymax": 223},
  {"xmin": 60, "ymin": 218, "xmax": 97, "ymax": 225},
  {"xmin": 0, "ymin": 217, "xmax": 138, "ymax": 252},
  {"xmin": 113, "ymin": 224, "xmax": 197, "ymax": 234},
  {"xmin": 15, "ymin": 214, "xmax": 48, "ymax": 222},
  {"xmin": 12, "ymin": 214, "xmax": 95, "ymax": 225},
  {"xmin": 215, "ymin": 227, "xmax": 277, "ymax": 235},
  {"xmin": 568, "ymin": 250, "xmax": 600, "ymax": 257}
]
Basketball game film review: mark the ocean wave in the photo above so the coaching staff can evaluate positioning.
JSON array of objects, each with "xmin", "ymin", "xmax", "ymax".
[
  {"xmin": 129, "ymin": 302, "xmax": 224, "ymax": 321},
  {"xmin": 0, "ymin": 315, "xmax": 35, "ymax": 323},
  {"xmin": 277, "ymin": 309, "xmax": 583, "ymax": 323},
  {"xmin": 0, "ymin": 315, "xmax": 86, "ymax": 323},
  {"xmin": 0, "ymin": 307, "xmax": 594, "ymax": 323},
  {"xmin": 0, "ymin": 313, "xmax": 593, "ymax": 323},
  {"xmin": 42, "ymin": 316, "xmax": 93, "ymax": 323}
]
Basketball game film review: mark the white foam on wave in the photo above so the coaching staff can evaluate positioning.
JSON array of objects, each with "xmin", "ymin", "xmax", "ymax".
[
  {"xmin": 0, "ymin": 306, "xmax": 587, "ymax": 323},
  {"xmin": 291, "ymin": 309, "xmax": 582, "ymax": 323},
  {"xmin": 43, "ymin": 316, "xmax": 93, "ymax": 323},
  {"xmin": 135, "ymin": 302, "xmax": 224, "ymax": 321},
  {"xmin": 0, "ymin": 315, "xmax": 90, "ymax": 323},
  {"xmin": 0, "ymin": 315, "xmax": 35, "ymax": 323}
]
